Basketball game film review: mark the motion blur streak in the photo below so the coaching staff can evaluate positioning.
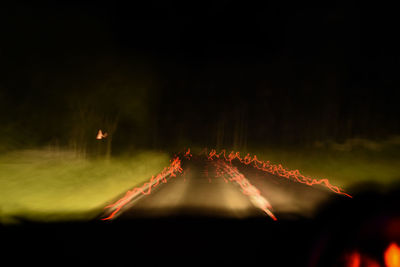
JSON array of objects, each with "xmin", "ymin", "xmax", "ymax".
[
  {"xmin": 184, "ymin": 148, "xmax": 192, "ymax": 159},
  {"xmin": 214, "ymin": 160, "xmax": 277, "ymax": 220},
  {"xmin": 102, "ymin": 157, "xmax": 183, "ymax": 220},
  {"xmin": 204, "ymin": 148, "xmax": 352, "ymax": 198},
  {"xmin": 101, "ymin": 148, "xmax": 350, "ymax": 221},
  {"xmin": 385, "ymin": 243, "xmax": 400, "ymax": 267}
]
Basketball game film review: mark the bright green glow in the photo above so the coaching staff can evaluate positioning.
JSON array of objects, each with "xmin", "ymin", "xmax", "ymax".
[
  {"xmin": 0, "ymin": 150, "xmax": 169, "ymax": 224},
  {"xmin": 253, "ymin": 144, "xmax": 400, "ymax": 189}
]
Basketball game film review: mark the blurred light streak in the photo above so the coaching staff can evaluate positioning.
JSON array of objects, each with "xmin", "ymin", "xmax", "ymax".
[
  {"xmin": 101, "ymin": 148, "xmax": 350, "ymax": 221},
  {"xmin": 203, "ymin": 148, "xmax": 352, "ymax": 198},
  {"xmin": 385, "ymin": 243, "xmax": 400, "ymax": 267},
  {"xmin": 213, "ymin": 160, "xmax": 277, "ymax": 220},
  {"xmin": 184, "ymin": 148, "xmax": 192, "ymax": 159},
  {"xmin": 102, "ymin": 157, "xmax": 183, "ymax": 220}
]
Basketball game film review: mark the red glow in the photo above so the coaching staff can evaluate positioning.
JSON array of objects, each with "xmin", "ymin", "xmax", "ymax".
[
  {"xmin": 102, "ymin": 157, "xmax": 183, "ymax": 220},
  {"xmin": 344, "ymin": 251, "xmax": 382, "ymax": 267},
  {"xmin": 386, "ymin": 218, "xmax": 400, "ymax": 240},
  {"xmin": 346, "ymin": 251, "xmax": 361, "ymax": 267},
  {"xmin": 203, "ymin": 149, "xmax": 352, "ymax": 198},
  {"xmin": 385, "ymin": 243, "xmax": 400, "ymax": 267},
  {"xmin": 184, "ymin": 148, "xmax": 192, "ymax": 159}
]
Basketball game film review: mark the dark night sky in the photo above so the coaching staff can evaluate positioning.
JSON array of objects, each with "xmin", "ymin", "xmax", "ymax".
[{"xmin": 1, "ymin": 2, "xmax": 399, "ymax": 151}]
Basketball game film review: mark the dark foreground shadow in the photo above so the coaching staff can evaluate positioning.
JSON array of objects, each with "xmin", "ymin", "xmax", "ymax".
[
  {"xmin": 1, "ymin": 182, "xmax": 399, "ymax": 266},
  {"xmin": 309, "ymin": 181, "xmax": 400, "ymax": 267}
]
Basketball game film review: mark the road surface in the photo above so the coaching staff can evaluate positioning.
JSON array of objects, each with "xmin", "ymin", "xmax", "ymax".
[
  {"xmin": 92, "ymin": 155, "xmax": 345, "ymax": 265},
  {"xmin": 107, "ymin": 155, "xmax": 336, "ymax": 221}
]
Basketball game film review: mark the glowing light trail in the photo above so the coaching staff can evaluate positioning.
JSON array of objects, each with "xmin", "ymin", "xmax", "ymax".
[
  {"xmin": 213, "ymin": 160, "xmax": 277, "ymax": 220},
  {"xmin": 102, "ymin": 157, "xmax": 183, "ymax": 220},
  {"xmin": 203, "ymin": 148, "xmax": 352, "ymax": 198},
  {"xmin": 184, "ymin": 148, "xmax": 192, "ymax": 159},
  {"xmin": 101, "ymin": 148, "xmax": 351, "ymax": 220}
]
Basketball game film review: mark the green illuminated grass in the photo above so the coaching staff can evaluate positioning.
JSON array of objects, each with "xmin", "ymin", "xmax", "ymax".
[{"xmin": 0, "ymin": 149, "xmax": 169, "ymax": 224}]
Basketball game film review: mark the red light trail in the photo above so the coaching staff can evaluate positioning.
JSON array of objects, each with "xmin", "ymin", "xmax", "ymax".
[
  {"xmin": 102, "ymin": 147, "xmax": 351, "ymax": 220},
  {"xmin": 102, "ymin": 157, "xmax": 183, "ymax": 220},
  {"xmin": 213, "ymin": 159, "xmax": 277, "ymax": 220},
  {"xmin": 203, "ymin": 148, "xmax": 352, "ymax": 198}
]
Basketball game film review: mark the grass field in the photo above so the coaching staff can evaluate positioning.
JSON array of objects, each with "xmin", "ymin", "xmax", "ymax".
[
  {"xmin": 252, "ymin": 139, "xmax": 400, "ymax": 191},
  {"xmin": 1, "ymin": 138, "xmax": 399, "ymax": 224},
  {"xmin": 0, "ymin": 149, "xmax": 169, "ymax": 224}
]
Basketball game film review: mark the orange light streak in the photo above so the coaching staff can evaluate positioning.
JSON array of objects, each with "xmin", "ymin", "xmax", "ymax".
[
  {"xmin": 101, "ymin": 148, "xmax": 351, "ymax": 220},
  {"xmin": 184, "ymin": 148, "xmax": 192, "ymax": 159},
  {"xmin": 102, "ymin": 157, "xmax": 183, "ymax": 220},
  {"xmin": 203, "ymin": 148, "xmax": 352, "ymax": 198}
]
